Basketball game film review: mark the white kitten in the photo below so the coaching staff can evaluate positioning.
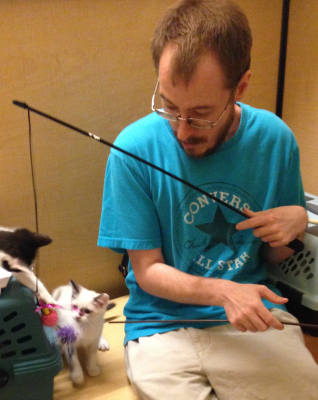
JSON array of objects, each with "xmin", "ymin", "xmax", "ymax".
[{"xmin": 53, "ymin": 280, "xmax": 110, "ymax": 386}]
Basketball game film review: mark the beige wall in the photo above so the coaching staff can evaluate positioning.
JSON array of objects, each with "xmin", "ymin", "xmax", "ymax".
[
  {"xmin": 1, "ymin": 0, "xmax": 282, "ymax": 297},
  {"xmin": 283, "ymin": 0, "xmax": 318, "ymax": 194}
]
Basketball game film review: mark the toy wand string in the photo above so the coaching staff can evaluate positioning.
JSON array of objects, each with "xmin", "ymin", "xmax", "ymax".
[{"xmin": 12, "ymin": 100, "xmax": 304, "ymax": 253}]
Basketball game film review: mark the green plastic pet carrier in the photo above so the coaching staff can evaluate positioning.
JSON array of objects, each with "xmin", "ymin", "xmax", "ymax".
[{"xmin": 0, "ymin": 278, "xmax": 62, "ymax": 400}]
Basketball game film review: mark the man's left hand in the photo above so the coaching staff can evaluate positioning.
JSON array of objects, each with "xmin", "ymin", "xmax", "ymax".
[{"xmin": 236, "ymin": 206, "xmax": 307, "ymax": 248}]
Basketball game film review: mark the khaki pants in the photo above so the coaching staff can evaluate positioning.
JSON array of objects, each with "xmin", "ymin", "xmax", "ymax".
[{"xmin": 125, "ymin": 309, "xmax": 318, "ymax": 400}]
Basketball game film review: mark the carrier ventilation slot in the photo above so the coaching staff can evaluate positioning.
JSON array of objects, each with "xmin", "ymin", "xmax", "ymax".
[
  {"xmin": 17, "ymin": 335, "xmax": 32, "ymax": 344},
  {"xmin": 278, "ymin": 249, "xmax": 315, "ymax": 280},
  {"xmin": 0, "ymin": 340, "xmax": 11, "ymax": 348},
  {"xmin": 1, "ymin": 350, "xmax": 16, "ymax": 359},
  {"xmin": 3, "ymin": 311, "xmax": 18, "ymax": 322},
  {"xmin": 21, "ymin": 347, "xmax": 37, "ymax": 355},
  {"xmin": 11, "ymin": 323, "xmax": 26, "ymax": 332}
]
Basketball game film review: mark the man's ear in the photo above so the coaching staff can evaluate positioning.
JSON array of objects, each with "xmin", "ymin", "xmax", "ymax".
[{"xmin": 234, "ymin": 69, "xmax": 251, "ymax": 101}]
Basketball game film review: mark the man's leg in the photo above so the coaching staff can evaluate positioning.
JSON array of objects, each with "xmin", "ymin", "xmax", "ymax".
[
  {"xmin": 125, "ymin": 329, "xmax": 217, "ymax": 400},
  {"xmin": 200, "ymin": 309, "xmax": 318, "ymax": 400}
]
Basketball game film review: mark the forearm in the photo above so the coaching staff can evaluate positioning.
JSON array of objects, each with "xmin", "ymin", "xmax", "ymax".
[
  {"xmin": 128, "ymin": 249, "xmax": 228, "ymax": 306},
  {"xmin": 128, "ymin": 248, "xmax": 288, "ymax": 332}
]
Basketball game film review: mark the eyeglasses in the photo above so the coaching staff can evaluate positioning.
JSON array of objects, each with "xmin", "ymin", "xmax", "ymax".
[{"xmin": 151, "ymin": 80, "xmax": 232, "ymax": 130}]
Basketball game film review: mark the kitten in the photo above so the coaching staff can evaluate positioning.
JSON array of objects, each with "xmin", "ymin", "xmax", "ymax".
[
  {"xmin": 0, "ymin": 226, "xmax": 55, "ymax": 304},
  {"xmin": 52, "ymin": 280, "xmax": 111, "ymax": 386}
]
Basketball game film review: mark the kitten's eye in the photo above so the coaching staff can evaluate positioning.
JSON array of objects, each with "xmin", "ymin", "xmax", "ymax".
[{"xmin": 82, "ymin": 308, "xmax": 91, "ymax": 314}]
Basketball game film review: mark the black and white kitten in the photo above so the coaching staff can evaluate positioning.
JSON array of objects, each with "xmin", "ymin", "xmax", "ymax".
[
  {"xmin": 52, "ymin": 280, "xmax": 111, "ymax": 385},
  {"xmin": 0, "ymin": 226, "xmax": 54, "ymax": 303}
]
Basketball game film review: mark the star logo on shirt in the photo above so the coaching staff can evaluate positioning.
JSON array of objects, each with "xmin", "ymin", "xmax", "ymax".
[{"xmin": 196, "ymin": 206, "xmax": 237, "ymax": 251}]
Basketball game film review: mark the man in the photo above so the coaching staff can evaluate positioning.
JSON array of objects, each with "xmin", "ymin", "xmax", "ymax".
[{"xmin": 98, "ymin": 1, "xmax": 318, "ymax": 399}]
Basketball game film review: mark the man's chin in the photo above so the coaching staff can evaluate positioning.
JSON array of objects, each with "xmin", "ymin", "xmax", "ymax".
[
  {"xmin": 183, "ymin": 148, "xmax": 204, "ymax": 158},
  {"xmin": 181, "ymin": 143, "xmax": 217, "ymax": 158},
  {"xmin": 178, "ymin": 141, "xmax": 206, "ymax": 158}
]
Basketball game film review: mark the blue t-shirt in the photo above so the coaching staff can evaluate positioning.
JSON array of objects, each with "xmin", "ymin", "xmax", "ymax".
[{"xmin": 98, "ymin": 102, "xmax": 305, "ymax": 344}]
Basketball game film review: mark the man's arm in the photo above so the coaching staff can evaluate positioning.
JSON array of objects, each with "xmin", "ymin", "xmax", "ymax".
[{"xmin": 128, "ymin": 247, "xmax": 288, "ymax": 332}]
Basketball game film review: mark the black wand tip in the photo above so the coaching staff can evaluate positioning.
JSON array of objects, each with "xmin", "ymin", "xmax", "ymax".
[{"xmin": 13, "ymin": 100, "xmax": 29, "ymax": 109}]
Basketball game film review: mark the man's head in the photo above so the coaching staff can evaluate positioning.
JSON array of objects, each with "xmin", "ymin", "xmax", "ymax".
[
  {"xmin": 151, "ymin": 0, "xmax": 252, "ymax": 90},
  {"xmin": 151, "ymin": 0, "xmax": 252, "ymax": 157}
]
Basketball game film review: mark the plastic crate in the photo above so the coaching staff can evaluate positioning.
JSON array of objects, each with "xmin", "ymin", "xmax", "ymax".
[
  {"xmin": 268, "ymin": 230, "xmax": 318, "ymax": 335},
  {"xmin": 0, "ymin": 278, "xmax": 63, "ymax": 400}
]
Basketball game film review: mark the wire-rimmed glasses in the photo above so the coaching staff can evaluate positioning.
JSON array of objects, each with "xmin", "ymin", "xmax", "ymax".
[{"xmin": 151, "ymin": 80, "xmax": 232, "ymax": 129}]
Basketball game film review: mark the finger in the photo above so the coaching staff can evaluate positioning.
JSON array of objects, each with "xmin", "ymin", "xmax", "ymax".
[
  {"xmin": 259, "ymin": 230, "xmax": 293, "ymax": 247},
  {"xmin": 268, "ymin": 240, "xmax": 288, "ymax": 248},
  {"xmin": 236, "ymin": 211, "xmax": 269, "ymax": 231},
  {"xmin": 233, "ymin": 313, "xmax": 271, "ymax": 333},
  {"xmin": 252, "ymin": 227, "xmax": 276, "ymax": 240},
  {"xmin": 257, "ymin": 310, "xmax": 284, "ymax": 331},
  {"xmin": 260, "ymin": 286, "xmax": 289, "ymax": 305},
  {"xmin": 229, "ymin": 308, "xmax": 268, "ymax": 333},
  {"xmin": 255, "ymin": 231, "xmax": 286, "ymax": 244},
  {"xmin": 263, "ymin": 311, "xmax": 285, "ymax": 330},
  {"xmin": 232, "ymin": 321, "xmax": 247, "ymax": 332},
  {"xmin": 226, "ymin": 310, "xmax": 249, "ymax": 332},
  {"xmin": 271, "ymin": 317, "xmax": 284, "ymax": 330},
  {"xmin": 246, "ymin": 314, "xmax": 269, "ymax": 332},
  {"xmin": 242, "ymin": 208, "xmax": 257, "ymax": 218},
  {"xmin": 230, "ymin": 316, "xmax": 257, "ymax": 332},
  {"xmin": 243, "ymin": 305, "xmax": 277, "ymax": 332}
]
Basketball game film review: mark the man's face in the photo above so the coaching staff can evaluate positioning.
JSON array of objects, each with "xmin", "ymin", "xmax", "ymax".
[{"xmin": 158, "ymin": 45, "xmax": 239, "ymax": 158}]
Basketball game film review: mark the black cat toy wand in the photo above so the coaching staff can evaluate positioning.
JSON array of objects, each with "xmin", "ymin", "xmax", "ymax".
[
  {"xmin": 12, "ymin": 100, "xmax": 304, "ymax": 253},
  {"xmin": 106, "ymin": 318, "xmax": 318, "ymax": 331}
]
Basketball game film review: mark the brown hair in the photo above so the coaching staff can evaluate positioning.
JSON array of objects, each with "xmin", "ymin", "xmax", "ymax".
[{"xmin": 151, "ymin": 0, "xmax": 252, "ymax": 89}]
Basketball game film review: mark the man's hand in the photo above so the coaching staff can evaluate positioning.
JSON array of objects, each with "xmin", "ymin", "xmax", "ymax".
[
  {"xmin": 220, "ymin": 281, "xmax": 288, "ymax": 332},
  {"xmin": 236, "ymin": 206, "xmax": 307, "ymax": 248}
]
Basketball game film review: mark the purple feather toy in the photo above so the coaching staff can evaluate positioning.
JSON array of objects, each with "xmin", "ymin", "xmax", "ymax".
[{"xmin": 56, "ymin": 326, "xmax": 77, "ymax": 344}]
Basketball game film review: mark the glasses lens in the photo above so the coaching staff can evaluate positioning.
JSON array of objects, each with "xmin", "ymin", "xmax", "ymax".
[
  {"xmin": 188, "ymin": 119, "xmax": 215, "ymax": 129},
  {"xmin": 155, "ymin": 109, "xmax": 178, "ymax": 122}
]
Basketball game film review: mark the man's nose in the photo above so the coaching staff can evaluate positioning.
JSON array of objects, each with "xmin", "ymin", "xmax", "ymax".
[{"xmin": 175, "ymin": 118, "xmax": 194, "ymax": 142}]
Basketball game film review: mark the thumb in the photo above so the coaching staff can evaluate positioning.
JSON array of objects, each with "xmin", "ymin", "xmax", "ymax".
[{"xmin": 261, "ymin": 286, "xmax": 288, "ymax": 304}]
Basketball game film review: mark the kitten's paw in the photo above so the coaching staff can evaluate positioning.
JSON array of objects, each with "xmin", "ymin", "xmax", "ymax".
[
  {"xmin": 71, "ymin": 370, "xmax": 85, "ymax": 386},
  {"xmin": 40, "ymin": 293, "xmax": 56, "ymax": 305},
  {"xmin": 86, "ymin": 364, "xmax": 101, "ymax": 377},
  {"xmin": 98, "ymin": 337, "xmax": 110, "ymax": 351}
]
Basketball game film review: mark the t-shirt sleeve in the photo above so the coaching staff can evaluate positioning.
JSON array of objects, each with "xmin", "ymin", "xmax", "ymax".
[
  {"xmin": 98, "ymin": 150, "xmax": 162, "ymax": 253},
  {"xmin": 277, "ymin": 139, "xmax": 306, "ymax": 208}
]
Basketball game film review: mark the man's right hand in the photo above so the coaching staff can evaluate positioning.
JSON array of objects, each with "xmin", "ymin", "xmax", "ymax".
[{"xmin": 220, "ymin": 281, "xmax": 288, "ymax": 332}]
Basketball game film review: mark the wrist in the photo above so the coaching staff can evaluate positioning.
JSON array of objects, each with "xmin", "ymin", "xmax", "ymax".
[{"xmin": 206, "ymin": 278, "xmax": 236, "ymax": 307}]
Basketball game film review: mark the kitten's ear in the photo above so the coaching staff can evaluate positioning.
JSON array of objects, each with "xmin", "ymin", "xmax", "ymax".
[
  {"xmin": 15, "ymin": 229, "xmax": 52, "ymax": 248},
  {"xmin": 32, "ymin": 233, "xmax": 52, "ymax": 248},
  {"xmin": 69, "ymin": 279, "xmax": 81, "ymax": 297},
  {"xmin": 94, "ymin": 293, "xmax": 110, "ymax": 308}
]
